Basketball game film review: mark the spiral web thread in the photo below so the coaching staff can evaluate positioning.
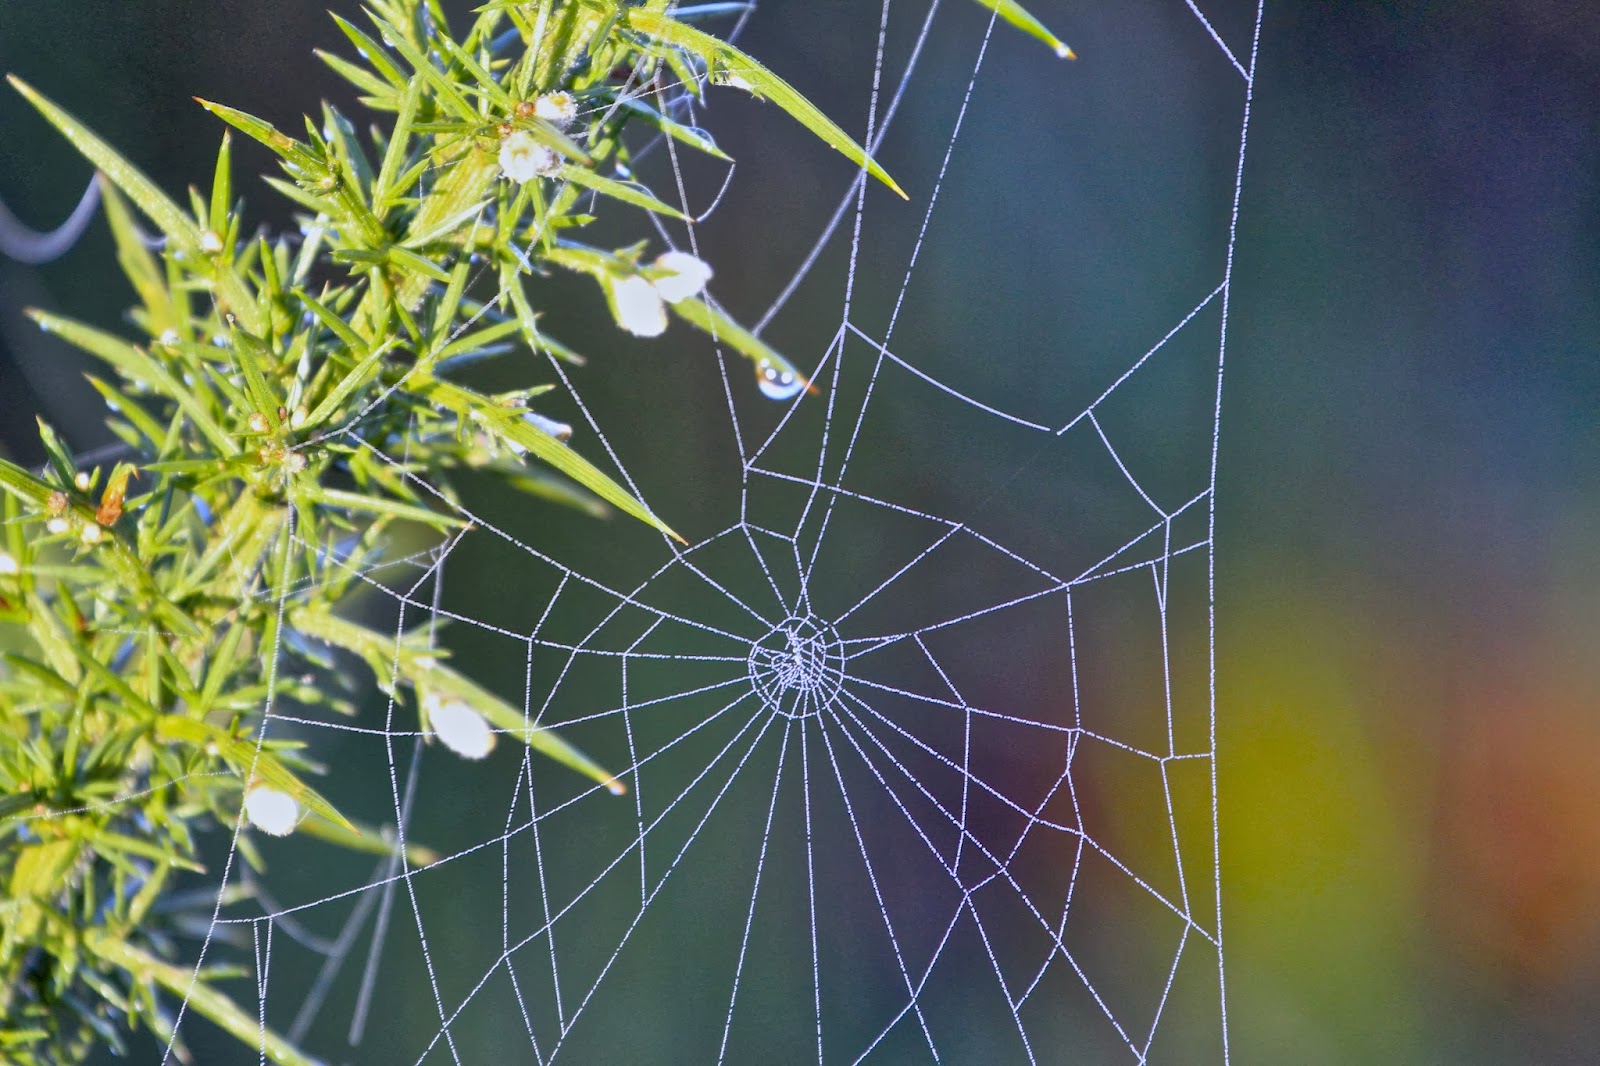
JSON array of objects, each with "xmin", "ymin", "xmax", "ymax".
[{"xmin": 160, "ymin": 1, "xmax": 1265, "ymax": 1061}]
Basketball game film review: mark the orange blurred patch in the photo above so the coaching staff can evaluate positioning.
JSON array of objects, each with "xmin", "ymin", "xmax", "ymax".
[{"xmin": 1432, "ymin": 655, "xmax": 1600, "ymax": 984}]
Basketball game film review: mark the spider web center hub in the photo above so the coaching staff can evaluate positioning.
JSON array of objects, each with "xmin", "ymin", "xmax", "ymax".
[{"xmin": 747, "ymin": 614, "xmax": 845, "ymax": 719}]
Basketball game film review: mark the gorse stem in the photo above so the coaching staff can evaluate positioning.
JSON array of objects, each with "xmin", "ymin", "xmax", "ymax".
[{"xmin": 0, "ymin": 1, "xmax": 1069, "ymax": 1062}]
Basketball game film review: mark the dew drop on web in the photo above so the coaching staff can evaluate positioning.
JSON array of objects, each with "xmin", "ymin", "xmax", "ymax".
[{"xmin": 755, "ymin": 356, "xmax": 806, "ymax": 401}]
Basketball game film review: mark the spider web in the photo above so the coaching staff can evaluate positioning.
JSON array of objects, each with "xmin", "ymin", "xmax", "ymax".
[{"xmin": 169, "ymin": 1, "xmax": 1264, "ymax": 1061}]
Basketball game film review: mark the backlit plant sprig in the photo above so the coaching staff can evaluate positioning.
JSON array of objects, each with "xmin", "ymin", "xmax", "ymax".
[{"xmin": 0, "ymin": 0, "xmax": 1070, "ymax": 1062}]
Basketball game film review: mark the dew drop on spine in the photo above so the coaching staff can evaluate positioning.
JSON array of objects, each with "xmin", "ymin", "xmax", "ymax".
[{"xmin": 755, "ymin": 356, "xmax": 806, "ymax": 401}]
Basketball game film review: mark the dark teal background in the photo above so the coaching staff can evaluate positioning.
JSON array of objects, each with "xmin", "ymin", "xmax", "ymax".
[{"xmin": 3, "ymin": 2, "xmax": 1598, "ymax": 1062}]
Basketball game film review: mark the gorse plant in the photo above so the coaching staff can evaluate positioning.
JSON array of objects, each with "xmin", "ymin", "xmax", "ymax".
[{"xmin": 0, "ymin": 1, "xmax": 1069, "ymax": 1062}]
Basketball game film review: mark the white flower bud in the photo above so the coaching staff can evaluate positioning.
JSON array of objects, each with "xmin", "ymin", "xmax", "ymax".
[
  {"xmin": 243, "ymin": 786, "xmax": 300, "ymax": 836},
  {"xmin": 608, "ymin": 275, "xmax": 668, "ymax": 337},
  {"xmin": 79, "ymin": 522, "xmax": 103, "ymax": 546},
  {"xmin": 73, "ymin": 471, "xmax": 91, "ymax": 491},
  {"xmin": 158, "ymin": 328, "xmax": 180, "ymax": 347},
  {"xmin": 499, "ymin": 130, "xmax": 560, "ymax": 184},
  {"xmin": 0, "ymin": 551, "xmax": 18, "ymax": 575},
  {"xmin": 650, "ymin": 251, "xmax": 713, "ymax": 304},
  {"xmin": 534, "ymin": 92, "xmax": 577, "ymax": 127},
  {"xmin": 423, "ymin": 692, "xmax": 496, "ymax": 760},
  {"xmin": 199, "ymin": 230, "xmax": 224, "ymax": 255},
  {"xmin": 46, "ymin": 517, "xmax": 69, "ymax": 535}
]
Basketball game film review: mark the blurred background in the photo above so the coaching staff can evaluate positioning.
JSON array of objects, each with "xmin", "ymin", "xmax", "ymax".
[{"xmin": 2, "ymin": 1, "xmax": 1598, "ymax": 1062}]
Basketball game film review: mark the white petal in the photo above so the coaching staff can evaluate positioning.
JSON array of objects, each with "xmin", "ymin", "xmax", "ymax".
[
  {"xmin": 650, "ymin": 251, "xmax": 713, "ymax": 304},
  {"xmin": 610, "ymin": 275, "xmax": 669, "ymax": 337},
  {"xmin": 429, "ymin": 697, "xmax": 496, "ymax": 760},
  {"xmin": 243, "ymin": 786, "xmax": 300, "ymax": 836},
  {"xmin": 534, "ymin": 92, "xmax": 577, "ymax": 127},
  {"xmin": 0, "ymin": 551, "xmax": 18, "ymax": 575},
  {"xmin": 499, "ymin": 131, "xmax": 558, "ymax": 184}
]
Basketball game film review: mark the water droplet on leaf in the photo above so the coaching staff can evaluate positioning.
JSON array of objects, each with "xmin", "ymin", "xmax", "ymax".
[
  {"xmin": 244, "ymin": 786, "xmax": 300, "ymax": 836},
  {"xmin": 755, "ymin": 357, "xmax": 806, "ymax": 401}
]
